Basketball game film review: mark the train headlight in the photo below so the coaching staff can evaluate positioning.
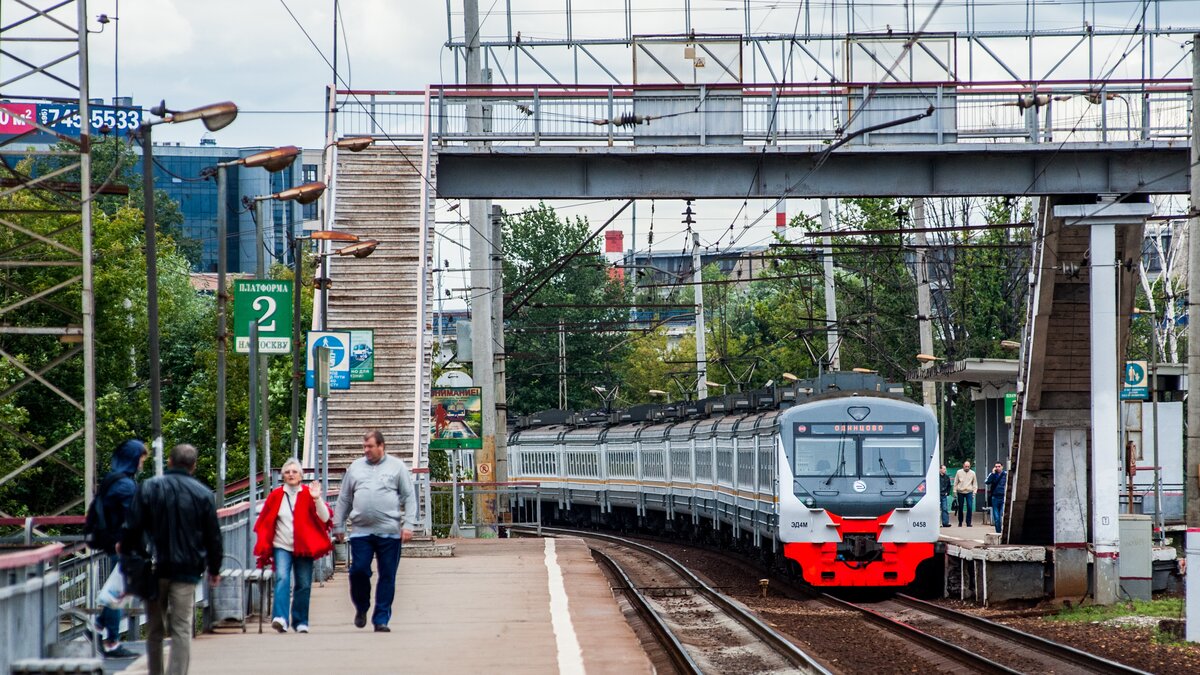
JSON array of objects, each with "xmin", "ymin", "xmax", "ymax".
[
  {"xmin": 805, "ymin": 497, "xmax": 815, "ymax": 507},
  {"xmin": 904, "ymin": 497, "xmax": 916, "ymax": 507}
]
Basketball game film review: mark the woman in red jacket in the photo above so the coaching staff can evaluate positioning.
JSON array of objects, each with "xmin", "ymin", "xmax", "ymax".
[{"xmin": 253, "ymin": 458, "xmax": 332, "ymax": 633}]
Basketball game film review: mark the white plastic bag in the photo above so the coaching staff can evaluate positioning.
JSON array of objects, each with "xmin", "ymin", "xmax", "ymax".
[{"xmin": 98, "ymin": 564, "xmax": 132, "ymax": 609}]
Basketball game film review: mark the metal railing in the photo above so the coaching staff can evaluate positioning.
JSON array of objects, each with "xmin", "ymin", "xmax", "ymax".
[
  {"xmin": 0, "ymin": 544, "xmax": 64, "ymax": 674},
  {"xmin": 335, "ymin": 80, "xmax": 1191, "ymax": 146},
  {"xmin": 428, "ymin": 481, "xmax": 543, "ymax": 538}
]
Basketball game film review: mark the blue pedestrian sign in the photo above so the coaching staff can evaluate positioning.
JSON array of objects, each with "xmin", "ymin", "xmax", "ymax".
[
  {"xmin": 1120, "ymin": 360, "xmax": 1148, "ymax": 400},
  {"xmin": 306, "ymin": 331, "xmax": 351, "ymax": 390}
]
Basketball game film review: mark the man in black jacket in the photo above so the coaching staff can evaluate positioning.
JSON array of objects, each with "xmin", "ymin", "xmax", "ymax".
[
  {"xmin": 938, "ymin": 464, "xmax": 952, "ymax": 528},
  {"xmin": 122, "ymin": 444, "xmax": 222, "ymax": 675},
  {"xmin": 93, "ymin": 439, "xmax": 146, "ymax": 658}
]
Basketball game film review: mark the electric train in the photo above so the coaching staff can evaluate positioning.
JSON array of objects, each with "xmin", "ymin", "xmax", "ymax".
[{"xmin": 507, "ymin": 372, "xmax": 941, "ymax": 587}]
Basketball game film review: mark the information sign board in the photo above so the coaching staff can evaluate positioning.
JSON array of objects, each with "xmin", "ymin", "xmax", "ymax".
[
  {"xmin": 306, "ymin": 331, "xmax": 351, "ymax": 390},
  {"xmin": 1120, "ymin": 360, "xmax": 1149, "ymax": 400},
  {"xmin": 431, "ymin": 387, "xmax": 483, "ymax": 449},
  {"xmin": 233, "ymin": 279, "xmax": 293, "ymax": 354},
  {"xmin": 349, "ymin": 329, "xmax": 374, "ymax": 382}
]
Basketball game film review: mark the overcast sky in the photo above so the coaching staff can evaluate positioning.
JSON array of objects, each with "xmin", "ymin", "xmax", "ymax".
[{"xmin": 66, "ymin": 1, "xmax": 1199, "ymax": 308}]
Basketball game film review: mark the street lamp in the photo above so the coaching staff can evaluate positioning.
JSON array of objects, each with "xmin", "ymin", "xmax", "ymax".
[
  {"xmin": 648, "ymin": 388, "xmax": 671, "ymax": 403},
  {"xmin": 245, "ymin": 181, "xmax": 327, "ymax": 495},
  {"xmin": 294, "ymin": 231, "xmax": 378, "ymax": 499},
  {"xmin": 287, "ymin": 229, "xmax": 375, "ymax": 461},
  {"xmin": 140, "ymin": 100, "xmax": 238, "ymax": 475},
  {"xmin": 781, "ymin": 372, "xmax": 799, "ymax": 382},
  {"xmin": 915, "ymin": 353, "xmax": 943, "ymax": 363},
  {"xmin": 202, "ymin": 144, "xmax": 300, "ymax": 506}
]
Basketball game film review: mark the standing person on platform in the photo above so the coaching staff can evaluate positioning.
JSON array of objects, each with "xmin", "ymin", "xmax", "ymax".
[
  {"xmin": 333, "ymin": 430, "xmax": 417, "ymax": 633},
  {"xmin": 121, "ymin": 444, "xmax": 222, "ymax": 675},
  {"xmin": 254, "ymin": 457, "xmax": 333, "ymax": 634},
  {"xmin": 985, "ymin": 462, "xmax": 1008, "ymax": 534},
  {"xmin": 90, "ymin": 439, "xmax": 148, "ymax": 659},
  {"xmin": 938, "ymin": 464, "xmax": 952, "ymax": 528},
  {"xmin": 953, "ymin": 460, "xmax": 978, "ymax": 527}
]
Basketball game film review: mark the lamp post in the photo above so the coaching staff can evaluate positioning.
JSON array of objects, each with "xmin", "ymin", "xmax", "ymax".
[
  {"xmin": 203, "ymin": 145, "xmax": 300, "ymax": 506},
  {"xmin": 245, "ymin": 181, "xmax": 327, "ymax": 492},
  {"xmin": 140, "ymin": 100, "xmax": 237, "ymax": 475},
  {"xmin": 295, "ymin": 233, "xmax": 377, "ymax": 497}
]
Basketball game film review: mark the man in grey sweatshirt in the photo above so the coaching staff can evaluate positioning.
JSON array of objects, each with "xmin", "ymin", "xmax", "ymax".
[{"xmin": 333, "ymin": 430, "xmax": 418, "ymax": 632}]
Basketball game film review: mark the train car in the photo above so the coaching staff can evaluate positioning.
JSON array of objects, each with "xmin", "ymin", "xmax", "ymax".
[{"xmin": 507, "ymin": 373, "xmax": 939, "ymax": 589}]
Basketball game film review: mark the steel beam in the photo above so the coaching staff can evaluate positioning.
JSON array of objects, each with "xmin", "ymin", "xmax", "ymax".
[{"xmin": 435, "ymin": 142, "xmax": 1190, "ymax": 199}]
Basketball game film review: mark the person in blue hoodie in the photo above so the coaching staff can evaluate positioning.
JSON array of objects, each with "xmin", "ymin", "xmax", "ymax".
[{"xmin": 95, "ymin": 439, "xmax": 147, "ymax": 659}]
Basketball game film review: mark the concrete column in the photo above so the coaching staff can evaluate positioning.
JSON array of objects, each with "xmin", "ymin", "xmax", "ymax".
[
  {"xmin": 1055, "ymin": 200, "xmax": 1153, "ymax": 605},
  {"xmin": 1053, "ymin": 428, "xmax": 1089, "ymax": 599}
]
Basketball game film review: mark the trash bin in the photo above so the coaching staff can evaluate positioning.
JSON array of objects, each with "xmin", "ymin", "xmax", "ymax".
[{"xmin": 211, "ymin": 556, "xmax": 246, "ymax": 625}]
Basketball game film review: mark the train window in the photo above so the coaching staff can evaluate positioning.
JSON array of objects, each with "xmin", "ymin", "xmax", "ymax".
[
  {"xmin": 860, "ymin": 437, "xmax": 925, "ymax": 477},
  {"xmin": 794, "ymin": 437, "xmax": 856, "ymax": 476}
]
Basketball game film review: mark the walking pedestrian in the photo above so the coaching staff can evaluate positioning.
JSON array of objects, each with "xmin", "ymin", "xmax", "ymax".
[
  {"xmin": 985, "ymin": 461, "xmax": 1008, "ymax": 534},
  {"xmin": 121, "ymin": 444, "xmax": 222, "ymax": 675},
  {"xmin": 89, "ymin": 439, "xmax": 147, "ymax": 659},
  {"xmin": 333, "ymin": 430, "xmax": 417, "ymax": 633},
  {"xmin": 938, "ymin": 464, "xmax": 952, "ymax": 528},
  {"xmin": 953, "ymin": 460, "xmax": 978, "ymax": 527},
  {"xmin": 253, "ymin": 457, "xmax": 333, "ymax": 634}
]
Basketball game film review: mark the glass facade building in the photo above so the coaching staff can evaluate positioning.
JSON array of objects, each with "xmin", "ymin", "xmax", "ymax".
[{"xmin": 133, "ymin": 144, "xmax": 311, "ymax": 273}]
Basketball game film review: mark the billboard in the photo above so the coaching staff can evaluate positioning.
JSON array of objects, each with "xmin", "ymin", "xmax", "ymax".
[
  {"xmin": 0, "ymin": 102, "xmax": 143, "ymax": 142},
  {"xmin": 431, "ymin": 387, "xmax": 482, "ymax": 449}
]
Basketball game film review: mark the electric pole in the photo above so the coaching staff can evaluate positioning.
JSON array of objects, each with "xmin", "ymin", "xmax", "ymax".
[
  {"xmin": 913, "ymin": 199, "xmax": 938, "ymax": 423},
  {"xmin": 1184, "ymin": 31, "xmax": 1200, "ymax": 642},
  {"xmin": 820, "ymin": 199, "xmax": 840, "ymax": 370},
  {"xmin": 686, "ymin": 202, "xmax": 707, "ymax": 400}
]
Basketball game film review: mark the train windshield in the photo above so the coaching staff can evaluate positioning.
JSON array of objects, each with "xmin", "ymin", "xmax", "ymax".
[
  {"xmin": 793, "ymin": 437, "xmax": 856, "ymax": 477},
  {"xmin": 860, "ymin": 437, "xmax": 925, "ymax": 477}
]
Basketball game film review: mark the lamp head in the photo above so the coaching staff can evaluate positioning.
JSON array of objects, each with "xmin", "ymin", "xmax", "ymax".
[
  {"xmin": 308, "ymin": 230, "xmax": 360, "ymax": 243},
  {"xmin": 648, "ymin": 389, "xmax": 668, "ymax": 397},
  {"xmin": 999, "ymin": 339, "xmax": 1021, "ymax": 350},
  {"xmin": 336, "ymin": 240, "xmax": 378, "ymax": 258},
  {"xmin": 335, "ymin": 136, "xmax": 375, "ymax": 152},
  {"xmin": 152, "ymin": 100, "xmax": 239, "ymax": 131},
  {"xmin": 273, "ymin": 181, "xmax": 327, "ymax": 205},
  {"xmin": 851, "ymin": 367, "xmax": 877, "ymax": 374},
  {"xmin": 243, "ymin": 146, "xmax": 300, "ymax": 172},
  {"xmin": 915, "ymin": 353, "xmax": 942, "ymax": 363},
  {"xmin": 781, "ymin": 372, "xmax": 799, "ymax": 382}
]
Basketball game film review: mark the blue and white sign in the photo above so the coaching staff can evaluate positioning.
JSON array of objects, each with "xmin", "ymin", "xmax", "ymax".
[
  {"xmin": 306, "ymin": 331, "xmax": 351, "ymax": 390},
  {"xmin": 1120, "ymin": 360, "xmax": 1149, "ymax": 400},
  {"xmin": 37, "ymin": 104, "xmax": 143, "ymax": 138}
]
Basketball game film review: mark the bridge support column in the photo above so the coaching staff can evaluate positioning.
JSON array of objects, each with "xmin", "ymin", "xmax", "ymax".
[
  {"xmin": 1053, "ymin": 429, "xmax": 1088, "ymax": 599},
  {"xmin": 1055, "ymin": 199, "xmax": 1153, "ymax": 605}
]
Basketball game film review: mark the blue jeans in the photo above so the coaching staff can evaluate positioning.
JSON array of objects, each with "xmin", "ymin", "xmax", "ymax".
[
  {"xmin": 957, "ymin": 493, "xmax": 975, "ymax": 526},
  {"xmin": 272, "ymin": 548, "xmax": 314, "ymax": 627},
  {"xmin": 991, "ymin": 495, "xmax": 1005, "ymax": 533},
  {"xmin": 349, "ymin": 535, "xmax": 401, "ymax": 627},
  {"xmin": 97, "ymin": 553, "xmax": 122, "ymax": 644},
  {"xmin": 940, "ymin": 495, "xmax": 951, "ymax": 527}
]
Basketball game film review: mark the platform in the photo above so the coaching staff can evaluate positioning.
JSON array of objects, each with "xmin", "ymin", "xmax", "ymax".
[{"xmin": 119, "ymin": 538, "xmax": 652, "ymax": 675}]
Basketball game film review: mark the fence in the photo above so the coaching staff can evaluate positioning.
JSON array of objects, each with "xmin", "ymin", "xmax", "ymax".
[
  {"xmin": 0, "ymin": 543, "xmax": 64, "ymax": 674},
  {"xmin": 428, "ymin": 481, "xmax": 543, "ymax": 538},
  {"xmin": 335, "ymin": 80, "xmax": 1191, "ymax": 147}
]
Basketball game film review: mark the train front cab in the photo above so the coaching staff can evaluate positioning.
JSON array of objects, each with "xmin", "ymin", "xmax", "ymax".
[{"xmin": 777, "ymin": 395, "xmax": 939, "ymax": 587}]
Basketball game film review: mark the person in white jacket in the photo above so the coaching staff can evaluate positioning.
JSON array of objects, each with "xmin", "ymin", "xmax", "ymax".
[{"xmin": 953, "ymin": 460, "xmax": 978, "ymax": 527}]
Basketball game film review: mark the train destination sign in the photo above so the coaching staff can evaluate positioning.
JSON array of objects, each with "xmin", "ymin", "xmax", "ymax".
[
  {"xmin": 798, "ymin": 423, "xmax": 922, "ymax": 435},
  {"xmin": 233, "ymin": 279, "xmax": 293, "ymax": 354}
]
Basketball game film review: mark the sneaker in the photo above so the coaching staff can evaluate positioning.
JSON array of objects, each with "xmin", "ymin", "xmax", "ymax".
[
  {"xmin": 271, "ymin": 617, "xmax": 288, "ymax": 633},
  {"xmin": 103, "ymin": 645, "xmax": 137, "ymax": 659},
  {"xmin": 295, "ymin": 624, "xmax": 309, "ymax": 633},
  {"xmin": 374, "ymin": 625, "xmax": 391, "ymax": 633},
  {"xmin": 354, "ymin": 611, "xmax": 367, "ymax": 629}
]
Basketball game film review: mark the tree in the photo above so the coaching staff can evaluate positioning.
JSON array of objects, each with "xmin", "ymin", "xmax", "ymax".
[{"xmin": 500, "ymin": 203, "xmax": 630, "ymax": 413}]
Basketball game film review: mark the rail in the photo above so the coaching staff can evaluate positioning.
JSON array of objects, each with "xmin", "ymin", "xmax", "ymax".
[
  {"xmin": 336, "ymin": 79, "xmax": 1191, "ymax": 146},
  {"xmin": 0, "ymin": 543, "xmax": 64, "ymax": 675}
]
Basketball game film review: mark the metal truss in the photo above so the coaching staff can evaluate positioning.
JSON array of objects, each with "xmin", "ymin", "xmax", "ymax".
[
  {"xmin": 0, "ymin": 0, "xmax": 96, "ymax": 513},
  {"xmin": 442, "ymin": 0, "xmax": 1197, "ymax": 87}
]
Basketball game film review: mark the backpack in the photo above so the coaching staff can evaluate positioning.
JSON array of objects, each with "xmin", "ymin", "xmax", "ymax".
[{"xmin": 84, "ymin": 473, "xmax": 124, "ymax": 551}]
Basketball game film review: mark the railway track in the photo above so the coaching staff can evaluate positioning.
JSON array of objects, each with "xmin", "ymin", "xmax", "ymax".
[{"xmin": 535, "ymin": 527, "xmax": 832, "ymax": 675}]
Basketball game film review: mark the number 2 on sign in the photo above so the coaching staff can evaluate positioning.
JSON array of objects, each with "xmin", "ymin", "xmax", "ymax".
[{"xmin": 253, "ymin": 296, "xmax": 277, "ymax": 331}]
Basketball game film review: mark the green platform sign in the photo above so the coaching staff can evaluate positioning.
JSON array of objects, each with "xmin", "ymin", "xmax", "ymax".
[{"xmin": 233, "ymin": 279, "xmax": 293, "ymax": 354}]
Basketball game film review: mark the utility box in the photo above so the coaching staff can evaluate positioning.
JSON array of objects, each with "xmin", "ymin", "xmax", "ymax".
[{"xmin": 1118, "ymin": 514, "xmax": 1152, "ymax": 601}]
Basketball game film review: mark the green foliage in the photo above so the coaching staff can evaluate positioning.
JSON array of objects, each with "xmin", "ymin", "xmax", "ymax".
[
  {"xmin": 501, "ymin": 203, "xmax": 630, "ymax": 413},
  {"xmin": 1048, "ymin": 597, "xmax": 1181, "ymax": 623},
  {"xmin": 0, "ymin": 143, "xmax": 309, "ymax": 516}
]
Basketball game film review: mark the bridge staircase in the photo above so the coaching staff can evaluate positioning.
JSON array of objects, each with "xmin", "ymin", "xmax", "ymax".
[
  {"xmin": 1004, "ymin": 196, "xmax": 1144, "ymax": 547},
  {"xmin": 317, "ymin": 145, "xmax": 433, "ymax": 471}
]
